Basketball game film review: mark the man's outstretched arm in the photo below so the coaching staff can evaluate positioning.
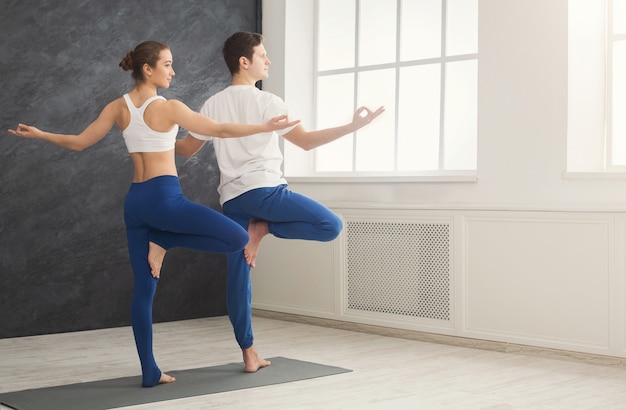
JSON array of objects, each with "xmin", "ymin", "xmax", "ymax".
[{"xmin": 283, "ymin": 105, "xmax": 385, "ymax": 151}]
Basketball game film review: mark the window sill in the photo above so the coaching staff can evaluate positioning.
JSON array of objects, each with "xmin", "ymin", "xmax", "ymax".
[
  {"xmin": 563, "ymin": 171, "xmax": 626, "ymax": 180},
  {"xmin": 284, "ymin": 171, "xmax": 478, "ymax": 184}
]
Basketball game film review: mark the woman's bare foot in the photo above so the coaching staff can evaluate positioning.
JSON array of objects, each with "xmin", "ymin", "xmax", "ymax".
[
  {"xmin": 242, "ymin": 345, "xmax": 271, "ymax": 373},
  {"xmin": 244, "ymin": 219, "xmax": 269, "ymax": 268},
  {"xmin": 158, "ymin": 372, "xmax": 176, "ymax": 384},
  {"xmin": 148, "ymin": 242, "xmax": 166, "ymax": 278}
]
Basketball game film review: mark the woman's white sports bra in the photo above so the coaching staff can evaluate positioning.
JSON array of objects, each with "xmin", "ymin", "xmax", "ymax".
[{"xmin": 122, "ymin": 94, "xmax": 178, "ymax": 153}]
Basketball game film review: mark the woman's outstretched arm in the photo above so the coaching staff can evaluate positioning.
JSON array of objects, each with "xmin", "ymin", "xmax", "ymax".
[
  {"xmin": 7, "ymin": 100, "xmax": 119, "ymax": 151},
  {"xmin": 166, "ymin": 99, "xmax": 299, "ymax": 139}
]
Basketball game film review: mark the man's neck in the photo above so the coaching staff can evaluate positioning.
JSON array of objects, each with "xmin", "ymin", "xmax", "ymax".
[{"xmin": 231, "ymin": 73, "xmax": 260, "ymax": 86}]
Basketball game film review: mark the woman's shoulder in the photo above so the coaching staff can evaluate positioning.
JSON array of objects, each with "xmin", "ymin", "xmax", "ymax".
[
  {"xmin": 102, "ymin": 96, "xmax": 127, "ymax": 115},
  {"xmin": 107, "ymin": 95, "xmax": 132, "ymax": 107},
  {"xmin": 161, "ymin": 98, "xmax": 187, "ymax": 110},
  {"xmin": 154, "ymin": 98, "xmax": 193, "ymax": 121}
]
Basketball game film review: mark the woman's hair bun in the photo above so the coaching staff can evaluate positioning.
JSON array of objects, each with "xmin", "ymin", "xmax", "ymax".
[{"xmin": 119, "ymin": 51, "xmax": 134, "ymax": 71}]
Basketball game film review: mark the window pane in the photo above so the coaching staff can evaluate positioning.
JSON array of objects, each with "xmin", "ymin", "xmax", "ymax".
[
  {"xmin": 318, "ymin": 0, "xmax": 355, "ymax": 71},
  {"xmin": 444, "ymin": 60, "xmax": 477, "ymax": 170},
  {"xmin": 308, "ymin": 0, "xmax": 478, "ymax": 177},
  {"xmin": 614, "ymin": 0, "xmax": 626, "ymax": 35},
  {"xmin": 359, "ymin": 0, "xmax": 397, "ymax": 66},
  {"xmin": 446, "ymin": 0, "xmax": 478, "ymax": 56},
  {"xmin": 612, "ymin": 40, "xmax": 626, "ymax": 165},
  {"xmin": 355, "ymin": 69, "xmax": 396, "ymax": 171},
  {"xmin": 316, "ymin": 73, "xmax": 355, "ymax": 172},
  {"xmin": 398, "ymin": 64, "xmax": 441, "ymax": 171},
  {"xmin": 400, "ymin": 0, "xmax": 442, "ymax": 61}
]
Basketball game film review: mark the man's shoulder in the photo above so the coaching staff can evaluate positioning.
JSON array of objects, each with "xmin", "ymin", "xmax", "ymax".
[
  {"xmin": 207, "ymin": 87, "xmax": 285, "ymax": 112},
  {"xmin": 212, "ymin": 85, "xmax": 281, "ymax": 100},
  {"xmin": 206, "ymin": 86, "xmax": 234, "ymax": 100}
]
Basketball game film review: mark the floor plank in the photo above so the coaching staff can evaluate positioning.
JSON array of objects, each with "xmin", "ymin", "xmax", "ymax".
[{"xmin": 2, "ymin": 316, "xmax": 626, "ymax": 409}]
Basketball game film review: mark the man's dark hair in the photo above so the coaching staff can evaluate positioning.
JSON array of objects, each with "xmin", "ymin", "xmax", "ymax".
[{"xmin": 222, "ymin": 31, "xmax": 264, "ymax": 75}]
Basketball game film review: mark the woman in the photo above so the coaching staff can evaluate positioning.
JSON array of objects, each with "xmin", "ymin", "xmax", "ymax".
[{"xmin": 7, "ymin": 40, "xmax": 299, "ymax": 387}]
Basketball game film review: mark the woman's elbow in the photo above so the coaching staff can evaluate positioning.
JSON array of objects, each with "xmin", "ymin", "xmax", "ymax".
[
  {"xmin": 70, "ymin": 143, "xmax": 87, "ymax": 152},
  {"xmin": 214, "ymin": 127, "xmax": 231, "ymax": 139}
]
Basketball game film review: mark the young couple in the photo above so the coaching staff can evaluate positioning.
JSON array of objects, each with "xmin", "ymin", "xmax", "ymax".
[{"xmin": 8, "ymin": 31, "xmax": 383, "ymax": 387}]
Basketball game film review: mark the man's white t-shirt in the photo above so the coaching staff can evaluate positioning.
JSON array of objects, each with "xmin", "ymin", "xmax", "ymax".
[{"xmin": 189, "ymin": 85, "xmax": 295, "ymax": 206}]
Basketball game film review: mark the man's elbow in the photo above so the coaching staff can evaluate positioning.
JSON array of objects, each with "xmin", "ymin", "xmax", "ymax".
[
  {"xmin": 175, "ymin": 140, "xmax": 196, "ymax": 157},
  {"xmin": 298, "ymin": 140, "xmax": 318, "ymax": 151},
  {"xmin": 289, "ymin": 138, "xmax": 316, "ymax": 151},
  {"xmin": 176, "ymin": 148, "xmax": 194, "ymax": 158}
]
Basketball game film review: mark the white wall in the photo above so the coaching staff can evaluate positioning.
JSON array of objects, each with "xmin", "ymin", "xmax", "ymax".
[
  {"xmin": 257, "ymin": 0, "xmax": 626, "ymax": 358},
  {"xmin": 263, "ymin": 0, "xmax": 626, "ymax": 209}
]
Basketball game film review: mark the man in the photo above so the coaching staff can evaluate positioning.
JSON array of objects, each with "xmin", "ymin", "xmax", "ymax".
[{"xmin": 176, "ymin": 31, "xmax": 384, "ymax": 372}]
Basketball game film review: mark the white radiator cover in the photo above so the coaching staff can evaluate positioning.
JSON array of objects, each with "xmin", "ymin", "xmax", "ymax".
[
  {"xmin": 344, "ymin": 220, "xmax": 452, "ymax": 322},
  {"xmin": 252, "ymin": 206, "xmax": 625, "ymax": 357}
]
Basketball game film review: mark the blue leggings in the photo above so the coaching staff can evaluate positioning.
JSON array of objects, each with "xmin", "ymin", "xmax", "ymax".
[
  {"xmin": 124, "ymin": 175, "xmax": 248, "ymax": 387},
  {"xmin": 221, "ymin": 184, "xmax": 342, "ymax": 349}
]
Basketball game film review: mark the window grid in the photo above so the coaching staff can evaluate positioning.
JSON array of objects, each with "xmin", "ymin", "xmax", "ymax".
[
  {"xmin": 607, "ymin": 0, "xmax": 615, "ymax": 170},
  {"xmin": 439, "ymin": 0, "xmax": 447, "ymax": 171},
  {"xmin": 313, "ymin": 0, "xmax": 478, "ymax": 176},
  {"xmin": 608, "ymin": 0, "xmax": 626, "ymax": 170},
  {"xmin": 393, "ymin": 2, "xmax": 401, "ymax": 172},
  {"xmin": 352, "ymin": 0, "xmax": 360, "ymax": 171}
]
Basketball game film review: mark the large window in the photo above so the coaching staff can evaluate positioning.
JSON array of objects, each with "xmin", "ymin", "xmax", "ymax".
[
  {"xmin": 285, "ymin": 0, "xmax": 478, "ymax": 179},
  {"xmin": 567, "ymin": 0, "xmax": 626, "ymax": 174},
  {"xmin": 608, "ymin": 0, "xmax": 626, "ymax": 168}
]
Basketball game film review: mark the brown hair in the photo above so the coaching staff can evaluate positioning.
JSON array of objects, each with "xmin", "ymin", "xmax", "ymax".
[
  {"xmin": 222, "ymin": 31, "xmax": 264, "ymax": 75},
  {"xmin": 119, "ymin": 40, "xmax": 170, "ymax": 82}
]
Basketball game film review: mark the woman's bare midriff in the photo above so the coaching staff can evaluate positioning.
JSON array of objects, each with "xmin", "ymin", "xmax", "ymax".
[{"xmin": 130, "ymin": 150, "xmax": 178, "ymax": 182}]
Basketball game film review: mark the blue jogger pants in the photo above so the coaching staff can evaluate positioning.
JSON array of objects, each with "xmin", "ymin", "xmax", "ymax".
[
  {"xmin": 221, "ymin": 184, "xmax": 342, "ymax": 349},
  {"xmin": 123, "ymin": 175, "xmax": 248, "ymax": 387}
]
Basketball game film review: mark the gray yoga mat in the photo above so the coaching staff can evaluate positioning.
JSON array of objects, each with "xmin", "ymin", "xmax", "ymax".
[{"xmin": 0, "ymin": 357, "xmax": 351, "ymax": 410}]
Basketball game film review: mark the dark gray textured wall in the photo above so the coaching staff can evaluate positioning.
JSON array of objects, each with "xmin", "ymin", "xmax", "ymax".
[{"xmin": 0, "ymin": 0, "xmax": 259, "ymax": 338}]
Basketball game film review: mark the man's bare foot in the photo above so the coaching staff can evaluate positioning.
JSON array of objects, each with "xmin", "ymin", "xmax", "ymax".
[
  {"xmin": 158, "ymin": 372, "xmax": 176, "ymax": 384},
  {"xmin": 242, "ymin": 346, "xmax": 271, "ymax": 373},
  {"xmin": 148, "ymin": 242, "xmax": 166, "ymax": 278},
  {"xmin": 244, "ymin": 219, "xmax": 269, "ymax": 268}
]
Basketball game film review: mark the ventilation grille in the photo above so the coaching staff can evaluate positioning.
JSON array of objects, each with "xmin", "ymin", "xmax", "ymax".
[{"xmin": 346, "ymin": 220, "xmax": 451, "ymax": 321}]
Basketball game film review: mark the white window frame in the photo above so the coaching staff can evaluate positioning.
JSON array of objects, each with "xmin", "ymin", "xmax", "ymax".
[
  {"xmin": 606, "ymin": 0, "xmax": 626, "ymax": 171},
  {"xmin": 566, "ymin": 0, "xmax": 626, "ymax": 178},
  {"xmin": 279, "ymin": 0, "xmax": 478, "ymax": 183}
]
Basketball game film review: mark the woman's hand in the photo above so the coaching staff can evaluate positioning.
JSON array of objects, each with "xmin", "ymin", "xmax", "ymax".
[
  {"xmin": 264, "ymin": 115, "xmax": 300, "ymax": 132},
  {"xmin": 7, "ymin": 123, "xmax": 43, "ymax": 139}
]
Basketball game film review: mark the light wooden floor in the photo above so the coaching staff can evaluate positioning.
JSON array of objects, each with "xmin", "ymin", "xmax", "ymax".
[{"xmin": 2, "ymin": 315, "xmax": 626, "ymax": 409}]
